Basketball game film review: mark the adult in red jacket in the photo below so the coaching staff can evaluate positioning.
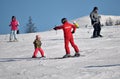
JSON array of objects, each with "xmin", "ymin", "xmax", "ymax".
[
  {"xmin": 54, "ymin": 18, "xmax": 80, "ymax": 58},
  {"xmin": 9, "ymin": 16, "xmax": 19, "ymax": 41}
]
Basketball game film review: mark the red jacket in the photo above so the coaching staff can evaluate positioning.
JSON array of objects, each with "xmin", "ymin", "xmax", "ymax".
[
  {"xmin": 9, "ymin": 20, "xmax": 19, "ymax": 30},
  {"xmin": 54, "ymin": 22, "xmax": 76, "ymax": 39}
]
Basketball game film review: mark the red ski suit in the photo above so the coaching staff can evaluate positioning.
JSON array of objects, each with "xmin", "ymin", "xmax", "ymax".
[{"xmin": 54, "ymin": 22, "xmax": 79, "ymax": 54}]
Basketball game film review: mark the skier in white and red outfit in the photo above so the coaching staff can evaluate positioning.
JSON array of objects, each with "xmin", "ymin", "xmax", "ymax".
[
  {"xmin": 53, "ymin": 18, "xmax": 80, "ymax": 58},
  {"xmin": 9, "ymin": 16, "xmax": 19, "ymax": 41}
]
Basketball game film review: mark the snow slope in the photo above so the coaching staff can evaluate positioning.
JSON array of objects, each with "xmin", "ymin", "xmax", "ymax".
[{"xmin": 0, "ymin": 25, "xmax": 120, "ymax": 79}]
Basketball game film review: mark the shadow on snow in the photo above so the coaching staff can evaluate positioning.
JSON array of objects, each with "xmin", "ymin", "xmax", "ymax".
[
  {"xmin": 85, "ymin": 64, "xmax": 120, "ymax": 68},
  {"xmin": 0, "ymin": 57, "xmax": 33, "ymax": 62},
  {"xmin": 0, "ymin": 55, "xmax": 85, "ymax": 62}
]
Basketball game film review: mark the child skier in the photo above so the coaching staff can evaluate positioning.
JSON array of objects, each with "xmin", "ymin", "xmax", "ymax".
[
  {"xmin": 32, "ymin": 35, "xmax": 45, "ymax": 58},
  {"xmin": 53, "ymin": 18, "xmax": 80, "ymax": 58}
]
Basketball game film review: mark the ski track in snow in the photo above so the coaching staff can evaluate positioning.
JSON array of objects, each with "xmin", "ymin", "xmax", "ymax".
[{"xmin": 0, "ymin": 26, "xmax": 120, "ymax": 79}]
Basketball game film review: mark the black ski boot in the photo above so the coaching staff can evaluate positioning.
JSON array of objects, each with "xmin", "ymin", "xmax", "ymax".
[
  {"xmin": 74, "ymin": 53, "xmax": 80, "ymax": 57},
  {"xmin": 98, "ymin": 35, "xmax": 103, "ymax": 37},
  {"xmin": 63, "ymin": 54, "xmax": 71, "ymax": 58},
  {"xmin": 32, "ymin": 56, "xmax": 37, "ymax": 58}
]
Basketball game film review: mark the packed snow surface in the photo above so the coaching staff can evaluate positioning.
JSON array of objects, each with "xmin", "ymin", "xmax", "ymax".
[{"xmin": 0, "ymin": 26, "xmax": 120, "ymax": 79}]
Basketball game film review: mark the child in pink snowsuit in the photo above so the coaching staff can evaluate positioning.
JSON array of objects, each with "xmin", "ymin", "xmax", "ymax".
[{"xmin": 32, "ymin": 35, "xmax": 45, "ymax": 58}]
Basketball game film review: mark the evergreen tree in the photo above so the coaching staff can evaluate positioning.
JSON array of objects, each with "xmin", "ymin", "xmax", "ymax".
[
  {"xmin": 26, "ymin": 16, "xmax": 36, "ymax": 33},
  {"xmin": 105, "ymin": 17, "xmax": 113, "ymax": 26},
  {"xmin": 115, "ymin": 20, "xmax": 120, "ymax": 25}
]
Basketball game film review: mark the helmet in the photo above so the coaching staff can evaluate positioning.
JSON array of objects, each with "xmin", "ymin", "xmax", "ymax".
[
  {"xmin": 61, "ymin": 18, "xmax": 67, "ymax": 24},
  {"xmin": 93, "ymin": 7, "xmax": 98, "ymax": 11}
]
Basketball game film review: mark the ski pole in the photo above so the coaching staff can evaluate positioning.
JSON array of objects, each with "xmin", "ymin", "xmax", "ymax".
[{"xmin": 56, "ymin": 30, "xmax": 57, "ymax": 35}]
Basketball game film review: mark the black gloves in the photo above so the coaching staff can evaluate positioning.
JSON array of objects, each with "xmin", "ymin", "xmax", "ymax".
[
  {"xmin": 71, "ymin": 30, "xmax": 75, "ymax": 34},
  {"xmin": 53, "ymin": 27, "xmax": 57, "ymax": 30}
]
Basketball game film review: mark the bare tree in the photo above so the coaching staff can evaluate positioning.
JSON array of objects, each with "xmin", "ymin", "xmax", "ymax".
[{"xmin": 26, "ymin": 16, "xmax": 37, "ymax": 33}]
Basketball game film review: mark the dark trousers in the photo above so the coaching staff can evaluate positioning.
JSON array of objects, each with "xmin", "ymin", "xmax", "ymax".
[{"xmin": 93, "ymin": 23, "xmax": 101, "ymax": 37}]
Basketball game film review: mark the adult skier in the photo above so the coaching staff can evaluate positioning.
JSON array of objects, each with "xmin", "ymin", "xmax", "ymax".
[
  {"xmin": 53, "ymin": 18, "xmax": 80, "ymax": 58},
  {"xmin": 90, "ymin": 7, "xmax": 103, "ymax": 38},
  {"xmin": 9, "ymin": 16, "xmax": 19, "ymax": 41}
]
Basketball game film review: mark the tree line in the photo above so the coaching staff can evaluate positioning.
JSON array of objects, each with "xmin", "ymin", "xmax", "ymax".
[{"xmin": 105, "ymin": 17, "xmax": 120, "ymax": 26}]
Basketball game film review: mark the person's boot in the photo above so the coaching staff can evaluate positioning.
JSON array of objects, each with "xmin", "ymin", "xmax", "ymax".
[
  {"xmin": 74, "ymin": 53, "xmax": 80, "ymax": 57},
  {"xmin": 63, "ymin": 54, "xmax": 71, "ymax": 58},
  {"xmin": 32, "ymin": 56, "xmax": 37, "ymax": 58},
  {"xmin": 99, "ymin": 35, "xmax": 103, "ymax": 37},
  {"xmin": 41, "ymin": 56, "xmax": 46, "ymax": 58}
]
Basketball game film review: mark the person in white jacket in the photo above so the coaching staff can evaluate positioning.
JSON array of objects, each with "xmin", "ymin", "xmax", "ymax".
[{"xmin": 90, "ymin": 7, "xmax": 103, "ymax": 38}]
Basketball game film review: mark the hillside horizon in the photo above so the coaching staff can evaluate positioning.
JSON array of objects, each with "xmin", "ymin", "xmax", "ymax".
[
  {"xmin": 0, "ymin": 15, "xmax": 120, "ymax": 35},
  {"xmin": 71, "ymin": 15, "xmax": 120, "ymax": 27}
]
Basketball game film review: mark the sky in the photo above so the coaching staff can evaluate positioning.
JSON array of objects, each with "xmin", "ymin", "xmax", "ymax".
[{"xmin": 0, "ymin": 0, "xmax": 120, "ymax": 34}]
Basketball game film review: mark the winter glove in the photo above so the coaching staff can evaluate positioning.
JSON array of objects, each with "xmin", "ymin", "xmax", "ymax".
[
  {"xmin": 53, "ymin": 27, "xmax": 57, "ymax": 30},
  {"xmin": 71, "ymin": 30, "xmax": 75, "ymax": 34}
]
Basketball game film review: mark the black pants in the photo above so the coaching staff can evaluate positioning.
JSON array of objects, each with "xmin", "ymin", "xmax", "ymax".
[{"xmin": 93, "ymin": 23, "xmax": 101, "ymax": 37}]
